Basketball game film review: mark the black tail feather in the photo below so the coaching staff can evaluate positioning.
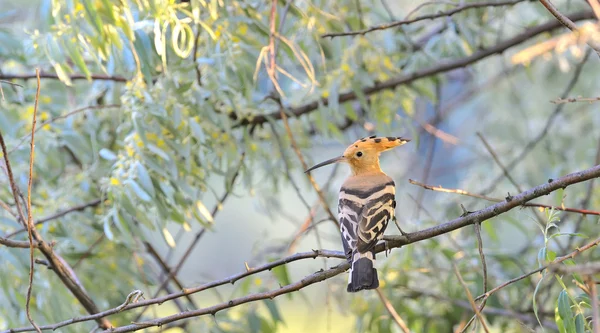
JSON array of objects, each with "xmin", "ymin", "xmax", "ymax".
[{"xmin": 347, "ymin": 256, "xmax": 379, "ymax": 292}]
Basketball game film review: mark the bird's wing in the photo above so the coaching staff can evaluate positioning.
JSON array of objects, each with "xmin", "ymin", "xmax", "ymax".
[
  {"xmin": 356, "ymin": 184, "xmax": 395, "ymax": 253},
  {"xmin": 338, "ymin": 198, "xmax": 361, "ymax": 259}
]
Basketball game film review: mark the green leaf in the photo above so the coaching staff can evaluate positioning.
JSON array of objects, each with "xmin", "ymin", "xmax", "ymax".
[
  {"xmin": 272, "ymin": 264, "xmax": 290, "ymax": 286},
  {"xmin": 533, "ymin": 273, "xmax": 545, "ymax": 330},
  {"xmin": 53, "ymin": 63, "xmax": 72, "ymax": 86},
  {"xmin": 538, "ymin": 247, "xmax": 547, "ymax": 268},
  {"xmin": 547, "ymin": 250, "xmax": 557, "ymax": 262},
  {"xmin": 82, "ymin": 0, "xmax": 104, "ymax": 34},
  {"xmin": 350, "ymin": 80, "xmax": 370, "ymax": 114},
  {"xmin": 63, "ymin": 40, "xmax": 91, "ymax": 79},
  {"xmin": 136, "ymin": 162, "xmax": 155, "ymax": 198},
  {"xmin": 574, "ymin": 313, "xmax": 584, "ymax": 333},
  {"xmin": 263, "ymin": 300, "xmax": 284, "ymax": 325},
  {"xmin": 103, "ymin": 216, "xmax": 114, "ymax": 241},
  {"xmin": 558, "ymin": 290, "xmax": 575, "ymax": 333},
  {"xmin": 125, "ymin": 179, "xmax": 152, "ymax": 202},
  {"xmin": 99, "ymin": 148, "xmax": 117, "ymax": 161}
]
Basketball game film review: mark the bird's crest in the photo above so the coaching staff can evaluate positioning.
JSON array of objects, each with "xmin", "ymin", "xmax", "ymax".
[
  {"xmin": 305, "ymin": 135, "xmax": 410, "ymax": 174},
  {"xmin": 343, "ymin": 136, "xmax": 410, "ymax": 157}
]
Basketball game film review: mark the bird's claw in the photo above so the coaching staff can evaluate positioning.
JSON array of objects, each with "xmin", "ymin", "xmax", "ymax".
[{"xmin": 394, "ymin": 217, "xmax": 408, "ymax": 236}]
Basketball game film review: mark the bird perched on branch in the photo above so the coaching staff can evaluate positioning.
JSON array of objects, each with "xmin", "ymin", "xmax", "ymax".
[{"xmin": 305, "ymin": 136, "xmax": 410, "ymax": 292}]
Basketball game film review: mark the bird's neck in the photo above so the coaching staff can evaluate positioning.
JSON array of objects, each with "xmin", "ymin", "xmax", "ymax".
[{"xmin": 350, "ymin": 161, "xmax": 382, "ymax": 176}]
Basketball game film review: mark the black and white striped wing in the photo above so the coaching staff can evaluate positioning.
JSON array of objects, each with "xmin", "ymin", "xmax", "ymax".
[
  {"xmin": 356, "ymin": 186, "xmax": 395, "ymax": 253},
  {"xmin": 338, "ymin": 199, "xmax": 360, "ymax": 260}
]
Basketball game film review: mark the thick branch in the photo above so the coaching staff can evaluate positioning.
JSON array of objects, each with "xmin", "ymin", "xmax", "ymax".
[
  {"xmin": 0, "ymin": 236, "xmax": 37, "ymax": 248},
  {"xmin": 322, "ymin": 0, "xmax": 531, "ymax": 38},
  {"xmin": 231, "ymin": 11, "xmax": 595, "ymax": 128},
  {"xmin": 382, "ymin": 164, "xmax": 600, "ymax": 250}
]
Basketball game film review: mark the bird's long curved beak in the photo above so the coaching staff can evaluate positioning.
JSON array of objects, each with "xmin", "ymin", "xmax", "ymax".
[{"xmin": 304, "ymin": 156, "xmax": 345, "ymax": 173}]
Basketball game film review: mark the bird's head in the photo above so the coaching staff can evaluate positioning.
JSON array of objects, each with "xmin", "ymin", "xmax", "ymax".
[{"xmin": 305, "ymin": 136, "xmax": 410, "ymax": 175}]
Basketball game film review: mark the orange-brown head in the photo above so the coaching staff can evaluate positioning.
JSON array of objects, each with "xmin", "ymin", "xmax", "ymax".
[{"xmin": 305, "ymin": 136, "xmax": 410, "ymax": 175}]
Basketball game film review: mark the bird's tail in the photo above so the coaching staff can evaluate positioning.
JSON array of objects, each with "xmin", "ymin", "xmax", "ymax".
[{"xmin": 347, "ymin": 251, "xmax": 379, "ymax": 292}]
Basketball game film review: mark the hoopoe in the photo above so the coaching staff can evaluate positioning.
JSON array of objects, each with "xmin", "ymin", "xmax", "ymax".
[{"xmin": 306, "ymin": 136, "xmax": 410, "ymax": 292}]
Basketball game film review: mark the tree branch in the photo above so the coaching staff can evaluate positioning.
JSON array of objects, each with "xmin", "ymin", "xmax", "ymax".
[
  {"xmin": 375, "ymin": 288, "xmax": 411, "ymax": 333},
  {"xmin": 408, "ymin": 179, "xmax": 600, "ymax": 215},
  {"xmin": 0, "ymin": 73, "xmax": 127, "ymax": 82},
  {"xmin": 2, "ymin": 249, "xmax": 344, "ymax": 333},
  {"xmin": 9, "ymin": 104, "xmax": 121, "ymax": 154},
  {"xmin": 230, "ymin": 11, "xmax": 595, "ymax": 128},
  {"xmin": 7, "ymin": 163, "xmax": 600, "ymax": 333},
  {"xmin": 4, "ymin": 199, "xmax": 103, "ymax": 238},
  {"xmin": 322, "ymin": 0, "xmax": 531, "ymax": 38}
]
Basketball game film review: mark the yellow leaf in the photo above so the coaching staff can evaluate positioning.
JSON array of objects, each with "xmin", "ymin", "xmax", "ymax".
[
  {"xmin": 40, "ymin": 111, "xmax": 50, "ymax": 121},
  {"xmin": 162, "ymin": 228, "xmax": 176, "ymax": 248},
  {"xmin": 383, "ymin": 57, "xmax": 394, "ymax": 70},
  {"xmin": 237, "ymin": 23, "xmax": 248, "ymax": 36},
  {"xmin": 196, "ymin": 201, "xmax": 214, "ymax": 223}
]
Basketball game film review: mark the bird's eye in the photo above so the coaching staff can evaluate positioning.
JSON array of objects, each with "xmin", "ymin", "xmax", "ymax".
[{"xmin": 356, "ymin": 151, "xmax": 363, "ymax": 157}]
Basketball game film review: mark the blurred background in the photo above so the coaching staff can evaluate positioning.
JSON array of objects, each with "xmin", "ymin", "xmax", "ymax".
[{"xmin": 0, "ymin": 0, "xmax": 599, "ymax": 332}]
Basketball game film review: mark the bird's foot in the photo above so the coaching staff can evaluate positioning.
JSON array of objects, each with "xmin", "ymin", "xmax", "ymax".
[{"xmin": 394, "ymin": 217, "xmax": 408, "ymax": 236}]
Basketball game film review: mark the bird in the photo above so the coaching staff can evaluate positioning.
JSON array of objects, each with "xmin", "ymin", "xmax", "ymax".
[{"xmin": 305, "ymin": 136, "xmax": 410, "ymax": 292}]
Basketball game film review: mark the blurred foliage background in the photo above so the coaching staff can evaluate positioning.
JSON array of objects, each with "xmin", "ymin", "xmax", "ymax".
[{"xmin": 0, "ymin": 0, "xmax": 599, "ymax": 332}]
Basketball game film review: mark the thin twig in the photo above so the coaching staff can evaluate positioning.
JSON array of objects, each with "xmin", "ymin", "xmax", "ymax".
[
  {"xmin": 375, "ymin": 288, "xmax": 411, "ymax": 333},
  {"xmin": 0, "ymin": 79, "xmax": 24, "ymax": 88},
  {"xmin": 548, "ymin": 262, "xmax": 600, "ymax": 275},
  {"xmin": 474, "ymin": 236, "xmax": 600, "ymax": 303},
  {"xmin": 0, "ymin": 73, "xmax": 127, "ymax": 82},
  {"xmin": 24, "ymin": 69, "xmax": 42, "ymax": 333},
  {"xmin": 588, "ymin": 276, "xmax": 600, "ymax": 333},
  {"xmin": 143, "ymin": 242, "xmax": 198, "ymax": 309},
  {"xmin": 537, "ymin": 0, "xmax": 600, "ymax": 54},
  {"xmin": 408, "ymin": 179, "xmax": 600, "ymax": 215},
  {"xmin": 477, "ymin": 132, "xmax": 522, "ymax": 192},
  {"xmin": 9, "ymin": 104, "xmax": 120, "ymax": 154},
  {"xmin": 72, "ymin": 232, "xmax": 107, "ymax": 269},
  {"xmin": 474, "ymin": 223, "xmax": 488, "ymax": 308},
  {"xmin": 551, "ymin": 96, "xmax": 600, "ymax": 104},
  {"xmin": 453, "ymin": 263, "xmax": 490, "ymax": 333},
  {"xmin": 569, "ymin": 134, "xmax": 600, "ymax": 248},
  {"xmin": 321, "ymin": 0, "xmax": 530, "ymax": 38},
  {"xmin": 5, "ymin": 199, "xmax": 103, "ymax": 238},
  {"xmin": 279, "ymin": 107, "xmax": 338, "ymax": 226}
]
